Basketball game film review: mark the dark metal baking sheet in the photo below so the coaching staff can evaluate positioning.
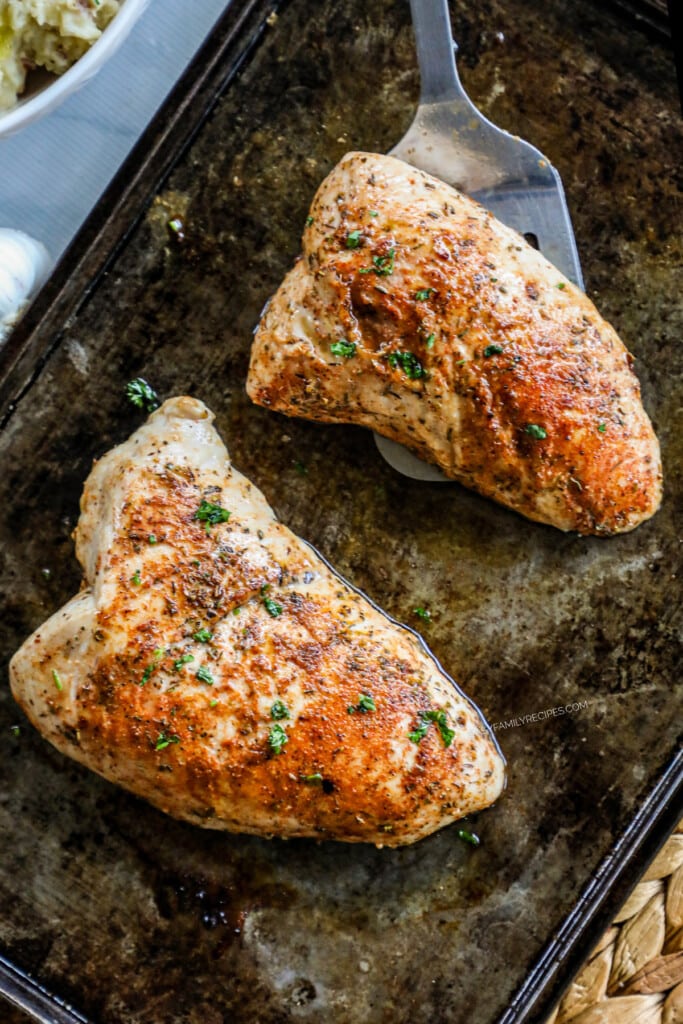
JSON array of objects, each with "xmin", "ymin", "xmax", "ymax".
[{"xmin": 0, "ymin": 0, "xmax": 681, "ymax": 1022}]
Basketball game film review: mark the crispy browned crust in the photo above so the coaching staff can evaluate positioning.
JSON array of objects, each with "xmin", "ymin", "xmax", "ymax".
[{"xmin": 247, "ymin": 152, "xmax": 662, "ymax": 535}]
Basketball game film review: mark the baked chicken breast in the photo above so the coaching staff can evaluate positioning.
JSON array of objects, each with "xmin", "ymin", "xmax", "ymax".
[
  {"xmin": 247, "ymin": 152, "xmax": 662, "ymax": 535},
  {"xmin": 10, "ymin": 397, "xmax": 504, "ymax": 847}
]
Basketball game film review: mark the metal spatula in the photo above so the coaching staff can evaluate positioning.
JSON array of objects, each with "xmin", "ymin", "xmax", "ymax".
[{"xmin": 374, "ymin": 0, "xmax": 584, "ymax": 482}]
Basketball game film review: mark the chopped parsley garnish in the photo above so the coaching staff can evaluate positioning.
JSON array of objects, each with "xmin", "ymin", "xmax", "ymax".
[
  {"xmin": 155, "ymin": 731, "xmax": 180, "ymax": 751},
  {"xmin": 261, "ymin": 585, "xmax": 283, "ymax": 618},
  {"xmin": 148, "ymin": 534, "xmax": 157, "ymax": 545},
  {"xmin": 330, "ymin": 339, "xmax": 357, "ymax": 359},
  {"xmin": 131, "ymin": 569, "xmax": 142, "ymax": 586},
  {"xmin": 271, "ymin": 700, "xmax": 290, "ymax": 720},
  {"xmin": 301, "ymin": 773, "xmax": 323, "ymax": 784},
  {"xmin": 598, "ymin": 422, "xmax": 606, "ymax": 433},
  {"xmin": 425, "ymin": 334, "xmax": 436, "ymax": 349},
  {"xmin": 348, "ymin": 692, "xmax": 376, "ymax": 714},
  {"xmin": 306, "ymin": 215, "xmax": 314, "ymax": 227},
  {"xmin": 387, "ymin": 351, "xmax": 427, "ymax": 380},
  {"xmin": 173, "ymin": 653, "xmax": 194, "ymax": 672},
  {"xmin": 457, "ymin": 828, "xmax": 480, "ymax": 846},
  {"xmin": 408, "ymin": 709, "xmax": 455, "ymax": 748},
  {"xmin": 294, "ymin": 460, "xmax": 308, "ymax": 476},
  {"xmin": 368, "ymin": 210, "xmax": 378, "ymax": 218},
  {"xmin": 408, "ymin": 717, "xmax": 430, "ymax": 744},
  {"xmin": 359, "ymin": 248, "xmax": 396, "ymax": 276},
  {"xmin": 209, "ymin": 699, "xmax": 219, "ymax": 708},
  {"xmin": 196, "ymin": 665, "xmax": 214, "ymax": 685},
  {"xmin": 525, "ymin": 424, "xmax": 547, "ymax": 440},
  {"xmin": 140, "ymin": 647, "xmax": 164, "ymax": 685},
  {"xmin": 414, "ymin": 606, "xmax": 431, "ymax": 621},
  {"xmin": 483, "ymin": 344, "xmax": 504, "ymax": 357},
  {"xmin": 52, "ymin": 669, "xmax": 63, "ymax": 692},
  {"xmin": 125, "ymin": 378, "xmax": 160, "ymax": 413},
  {"xmin": 415, "ymin": 288, "xmax": 434, "ymax": 301},
  {"xmin": 193, "ymin": 628, "xmax": 213, "ymax": 643},
  {"xmin": 346, "ymin": 229, "xmax": 362, "ymax": 249},
  {"xmin": 268, "ymin": 723, "xmax": 288, "ymax": 755},
  {"xmin": 432, "ymin": 710, "xmax": 455, "ymax": 747},
  {"xmin": 194, "ymin": 499, "xmax": 230, "ymax": 533},
  {"xmin": 167, "ymin": 217, "xmax": 184, "ymax": 236},
  {"xmin": 556, "ymin": 282, "xmax": 566, "ymax": 290},
  {"xmin": 10, "ymin": 725, "xmax": 20, "ymax": 737}
]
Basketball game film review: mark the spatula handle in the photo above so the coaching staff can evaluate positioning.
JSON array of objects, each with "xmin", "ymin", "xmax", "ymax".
[{"xmin": 409, "ymin": 0, "xmax": 461, "ymax": 104}]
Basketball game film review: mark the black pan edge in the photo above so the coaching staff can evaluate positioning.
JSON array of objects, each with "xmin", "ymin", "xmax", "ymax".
[{"xmin": 505, "ymin": 749, "xmax": 683, "ymax": 1024}]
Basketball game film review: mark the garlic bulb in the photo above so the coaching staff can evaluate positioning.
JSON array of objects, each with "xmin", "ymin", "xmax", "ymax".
[{"xmin": 0, "ymin": 228, "xmax": 51, "ymax": 343}]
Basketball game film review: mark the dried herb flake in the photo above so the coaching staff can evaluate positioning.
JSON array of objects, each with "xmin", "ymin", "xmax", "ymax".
[
  {"xmin": 271, "ymin": 700, "xmax": 290, "ymax": 720},
  {"xmin": 330, "ymin": 339, "xmax": 356, "ymax": 359},
  {"xmin": 268, "ymin": 723, "xmax": 288, "ymax": 755},
  {"xmin": 155, "ymin": 732, "xmax": 180, "ymax": 751},
  {"xmin": 387, "ymin": 351, "xmax": 427, "ymax": 380},
  {"xmin": 125, "ymin": 378, "xmax": 160, "ymax": 414},
  {"xmin": 457, "ymin": 828, "xmax": 480, "ymax": 846},
  {"xmin": 348, "ymin": 693, "xmax": 376, "ymax": 714},
  {"xmin": 408, "ymin": 709, "xmax": 455, "ymax": 748},
  {"xmin": 194, "ymin": 500, "xmax": 230, "ymax": 533},
  {"xmin": 301, "ymin": 773, "xmax": 323, "ymax": 784},
  {"xmin": 141, "ymin": 647, "xmax": 164, "ymax": 686},
  {"xmin": 261, "ymin": 585, "xmax": 283, "ymax": 618},
  {"xmin": 359, "ymin": 248, "xmax": 396, "ymax": 276}
]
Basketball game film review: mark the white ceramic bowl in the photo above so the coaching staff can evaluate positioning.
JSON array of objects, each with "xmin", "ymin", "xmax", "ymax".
[{"xmin": 0, "ymin": 0, "xmax": 150, "ymax": 140}]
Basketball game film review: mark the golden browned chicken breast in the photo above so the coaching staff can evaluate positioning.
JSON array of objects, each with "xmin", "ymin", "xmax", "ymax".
[
  {"xmin": 9, "ymin": 397, "xmax": 504, "ymax": 847},
  {"xmin": 247, "ymin": 152, "xmax": 662, "ymax": 535}
]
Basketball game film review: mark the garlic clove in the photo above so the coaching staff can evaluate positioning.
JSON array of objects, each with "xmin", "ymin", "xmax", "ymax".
[{"xmin": 0, "ymin": 228, "xmax": 51, "ymax": 342}]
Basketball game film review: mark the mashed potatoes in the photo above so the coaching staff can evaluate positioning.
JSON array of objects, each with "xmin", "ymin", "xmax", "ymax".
[{"xmin": 0, "ymin": 0, "xmax": 120, "ymax": 110}]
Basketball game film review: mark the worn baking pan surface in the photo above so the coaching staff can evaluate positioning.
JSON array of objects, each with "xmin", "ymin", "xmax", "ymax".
[{"xmin": 0, "ymin": 0, "xmax": 681, "ymax": 1022}]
